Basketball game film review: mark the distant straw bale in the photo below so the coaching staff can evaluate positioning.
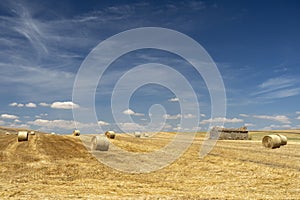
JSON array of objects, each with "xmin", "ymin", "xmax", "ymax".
[
  {"xmin": 105, "ymin": 131, "xmax": 116, "ymax": 139},
  {"xmin": 134, "ymin": 131, "xmax": 141, "ymax": 138},
  {"xmin": 18, "ymin": 131, "xmax": 28, "ymax": 142},
  {"xmin": 91, "ymin": 135, "xmax": 109, "ymax": 151},
  {"xmin": 73, "ymin": 129, "xmax": 80, "ymax": 136}
]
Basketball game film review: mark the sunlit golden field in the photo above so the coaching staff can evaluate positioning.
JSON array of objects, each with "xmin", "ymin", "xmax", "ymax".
[{"xmin": 0, "ymin": 126, "xmax": 299, "ymax": 199}]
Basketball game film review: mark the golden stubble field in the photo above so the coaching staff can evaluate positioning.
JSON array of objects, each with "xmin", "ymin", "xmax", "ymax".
[{"xmin": 0, "ymin": 127, "xmax": 299, "ymax": 199}]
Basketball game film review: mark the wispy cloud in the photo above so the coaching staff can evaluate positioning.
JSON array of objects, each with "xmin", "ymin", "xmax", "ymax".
[
  {"xmin": 117, "ymin": 122, "xmax": 145, "ymax": 131},
  {"xmin": 253, "ymin": 115, "xmax": 291, "ymax": 124},
  {"xmin": 262, "ymin": 124, "xmax": 292, "ymax": 130},
  {"xmin": 200, "ymin": 117, "xmax": 243, "ymax": 124},
  {"xmin": 28, "ymin": 119, "xmax": 96, "ymax": 131},
  {"xmin": 98, "ymin": 120, "xmax": 110, "ymax": 126},
  {"xmin": 163, "ymin": 113, "xmax": 196, "ymax": 120},
  {"xmin": 239, "ymin": 114, "xmax": 249, "ymax": 117},
  {"xmin": 244, "ymin": 123, "xmax": 255, "ymax": 127},
  {"xmin": 252, "ymin": 76, "xmax": 300, "ymax": 99}
]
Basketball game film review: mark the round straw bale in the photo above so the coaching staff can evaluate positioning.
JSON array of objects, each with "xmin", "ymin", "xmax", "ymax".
[
  {"xmin": 134, "ymin": 131, "xmax": 141, "ymax": 138},
  {"xmin": 30, "ymin": 131, "xmax": 35, "ymax": 135},
  {"xmin": 5, "ymin": 132, "xmax": 10, "ymax": 135},
  {"xmin": 262, "ymin": 135, "xmax": 281, "ymax": 149},
  {"xmin": 276, "ymin": 134, "xmax": 287, "ymax": 146},
  {"xmin": 105, "ymin": 131, "xmax": 115, "ymax": 139},
  {"xmin": 18, "ymin": 131, "xmax": 28, "ymax": 142},
  {"xmin": 73, "ymin": 129, "xmax": 80, "ymax": 136},
  {"xmin": 51, "ymin": 132, "xmax": 56, "ymax": 135},
  {"xmin": 91, "ymin": 135, "xmax": 109, "ymax": 151},
  {"xmin": 144, "ymin": 133, "xmax": 149, "ymax": 137}
]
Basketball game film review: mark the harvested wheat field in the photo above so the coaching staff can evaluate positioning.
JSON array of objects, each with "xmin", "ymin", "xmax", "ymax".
[{"xmin": 0, "ymin": 127, "xmax": 299, "ymax": 199}]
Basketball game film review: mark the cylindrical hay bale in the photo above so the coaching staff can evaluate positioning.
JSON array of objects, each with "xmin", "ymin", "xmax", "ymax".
[
  {"xmin": 73, "ymin": 129, "xmax": 80, "ymax": 136},
  {"xmin": 5, "ymin": 132, "xmax": 10, "ymax": 135},
  {"xmin": 91, "ymin": 136, "xmax": 109, "ymax": 151},
  {"xmin": 18, "ymin": 131, "xmax": 28, "ymax": 142},
  {"xmin": 144, "ymin": 133, "xmax": 149, "ymax": 137},
  {"xmin": 276, "ymin": 134, "xmax": 287, "ymax": 146},
  {"xmin": 105, "ymin": 131, "xmax": 115, "ymax": 139},
  {"xmin": 30, "ymin": 131, "xmax": 35, "ymax": 135},
  {"xmin": 262, "ymin": 135, "xmax": 282, "ymax": 149},
  {"xmin": 134, "ymin": 131, "xmax": 141, "ymax": 138},
  {"xmin": 51, "ymin": 132, "xmax": 56, "ymax": 135}
]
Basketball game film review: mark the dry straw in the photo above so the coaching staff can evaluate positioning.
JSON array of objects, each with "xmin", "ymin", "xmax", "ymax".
[
  {"xmin": 18, "ymin": 131, "xmax": 28, "ymax": 142},
  {"xmin": 105, "ymin": 131, "xmax": 116, "ymax": 139},
  {"xmin": 262, "ymin": 135, "xmax": 282, "ymax": 149},
  {"xmin": 91, "ymin": 135, "xmax": 109, "ymax": 151}
]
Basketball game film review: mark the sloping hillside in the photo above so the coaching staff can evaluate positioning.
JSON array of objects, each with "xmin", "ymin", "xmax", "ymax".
[{"xmin": 0, "ymin": 128, "xmax": 299, "ymax": 199}]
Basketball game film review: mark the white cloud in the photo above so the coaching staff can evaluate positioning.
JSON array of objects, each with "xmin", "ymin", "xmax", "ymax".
[
  {"xmin": 118, "ymin": 122, "xmax": 144, "ymax": 131},
  {"xmin": 253, "ymin": 115, "xmax": 291, "ymax": 124},
  {"xmin": 163, "ymin": 123, "xmax": 173, "ymax": 129},
  {"xmin": 168, "ymin": 97, "xmax": 179, "ymax": 102},
  {"xmin": 98, "ymin": 120, "xmax": 110, "ymax": 126},
  {"xmin": 164, "ymin": 114, "xmax": 181, "ymax": 120},
  {"xmin": 200, "ymin": 114, "xmax": 206, "ymax": 117},
  {"xmin": 25, "ymin": 102, "xmax": 37, "ymax": 108},
  {"xmin": 9, "ymin": 102, "xmax": 24, "ymax": 107},
  {"xmin": 14, "ymin": 119, "xmax": 21, "ymax": 123},
  {"xmin": 28, "ymin": 119, "xmax": 89, "ymax": 130},
  {"xmin": 0, "ymin": 120, "xmax": 5, "ymax": 125},
  {"xmin": 1, "ymin": 114, "xmax": 19, "ymax": 119},
  {"xmin": 50, "ymin": 101, "xmax": 79, "ymax": 109},
  {"xmin": 39, "ymin": 102, "xmax": 50, "ymax": 107},
  {"xmin": 297, "ymin": 116, "xmax": 300, "ymax": 120},
  {"xmin": 9, "ymin": 102, "xmax": 18, "ymax": 107},
  {"xmin": 122, "ymin": 109, "xmax": 144, "ymax": 116},
  {"xmin": 184, "ymin": 114, "xmax": 196, "ymax": 119},
  {"xmin": 173, "ymin": 126, "xmax": 182, "ymax": 131},
  {"xmin": 296, "ymin": 111, "xmax": 300, "ymax": 115},
  {"xmin": 200, "ymin": 117, "xmax": 243, "ymax": 124},
  {"xmin": 163, "ymin": 113, "xmax": 196, "ymax": 120},
  {"xmin": 239, "ymin": 114, "xmax": 249, "ymax": 117},
  {"xmin": 262, "ymin": 124, "xmax": 292, "ymax": 130},
  {"xmin": 244, "ymin": 123, "xmax": 255, "ymax": 127}
]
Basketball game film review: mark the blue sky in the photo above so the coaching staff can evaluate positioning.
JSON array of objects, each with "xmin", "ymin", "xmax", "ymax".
[{"xmin": 1, "ymin": 0, "xmax": 300, "ymax": 133}]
